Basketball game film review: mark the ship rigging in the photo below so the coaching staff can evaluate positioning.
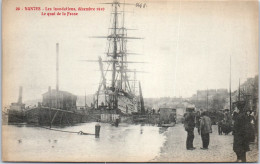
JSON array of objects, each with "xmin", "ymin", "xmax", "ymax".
[{"xmin": 83, "ymin": 0, "xmax": 145, "ymax": 114}]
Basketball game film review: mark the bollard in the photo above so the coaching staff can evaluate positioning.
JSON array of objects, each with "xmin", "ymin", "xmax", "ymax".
[
  {"xmin": 95, "ymin": 124, "xmax": 101, "ymax": 138},
  {"xmin": 115, "ymin": 118, "xmax": 119, "ymax": 127}
]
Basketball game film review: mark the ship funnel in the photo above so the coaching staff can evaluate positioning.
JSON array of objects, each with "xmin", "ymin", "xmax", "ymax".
[
  {"xmin": 56, "ymin": 43, "xmax": 59, "ymax": 92},
  {"xmin": 18, "ymin": 86, "xmax": 23, "ymax": 104}
]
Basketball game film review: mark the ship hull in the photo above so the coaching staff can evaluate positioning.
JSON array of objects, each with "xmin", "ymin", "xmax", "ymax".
[
  {"xmin": 8, "ymin": 110, "xmax": 26, "ymax": 124},
  {"xmin": 7, "ymin": 107, "xmax": 91, "ymax": 126},
  {"xmin": 26, "ymin": 107, "xmax": 90, "ymax": 126}
]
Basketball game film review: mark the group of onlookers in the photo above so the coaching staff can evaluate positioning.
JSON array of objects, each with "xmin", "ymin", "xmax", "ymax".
[
  {"xmin": 183, "ymin": 103, "xmax": 257, "ymax": 162},
  {"xmin": 217, "ymin": 109, "xmax": 233, "ymax": 135}
]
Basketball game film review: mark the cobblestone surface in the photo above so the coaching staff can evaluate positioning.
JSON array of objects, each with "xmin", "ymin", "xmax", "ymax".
[{"xmin": 153, "ymin": 124, "xmax": 258, "ymax": 162}]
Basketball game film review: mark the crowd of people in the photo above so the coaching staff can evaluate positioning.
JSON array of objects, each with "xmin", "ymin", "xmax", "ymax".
[
  {"xmin": 183, "ymin": 103, "xmax": 257, "ymax": 162},
  {"xmin": 217, "ymin": 109, "xmax": 233, "ymax": 135}
]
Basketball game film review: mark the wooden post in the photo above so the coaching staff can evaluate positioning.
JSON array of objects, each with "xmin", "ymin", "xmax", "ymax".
[{"xmin": 95, "ymin": 124, "xmax": 101, "ymax": 138}]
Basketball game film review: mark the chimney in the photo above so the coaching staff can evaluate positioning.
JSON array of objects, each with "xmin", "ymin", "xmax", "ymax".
[
  {"xmin": 18, "ymin": 86, "xmax": 23, "ymax": 104},
  {"xmin": 56, "ymin": 43, "xmax": 59, "ymax": 92}
]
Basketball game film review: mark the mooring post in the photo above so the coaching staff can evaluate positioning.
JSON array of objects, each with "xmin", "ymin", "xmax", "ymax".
[
  {"xmin": 95, "ymin": 123, "xmax": 101, "ymax": 138},
  {"xmin": 115, "ymin": 118, "xmax": 119, "ymax": 127}
]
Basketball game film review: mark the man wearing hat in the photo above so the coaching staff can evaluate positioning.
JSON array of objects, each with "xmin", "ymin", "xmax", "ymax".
[
  {"xmin": 232, "ymin": 101, "xmax": 250, "ymax": 162},
  {"xmin": 184, "ymin": 108, "xmax": 196, "ymax": 150}
]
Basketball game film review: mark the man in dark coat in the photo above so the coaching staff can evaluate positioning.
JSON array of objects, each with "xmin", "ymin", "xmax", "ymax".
[
  {"xmin": 184, "ymin": 108, "xmax": 196, "ymax": 150},
  {"xmin": 233, "ymin": 102, "xmax": 250, "ymax": 162},
  {"xmin": 217, "ymin": 110, "xmax": 224, "ymax": 135},
  {"xmin": 218, "ymin": 120, "xmax": 223, "ymax": 135}
]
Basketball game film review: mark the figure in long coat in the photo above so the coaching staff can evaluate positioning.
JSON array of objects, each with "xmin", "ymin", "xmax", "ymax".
[
  {"xmin": 233, "ymin": 104, "xmax": 250, "ymax": 162},
  {"xmin": 184, "ymin": 110, "xmax": 196, "ymax": 150}
]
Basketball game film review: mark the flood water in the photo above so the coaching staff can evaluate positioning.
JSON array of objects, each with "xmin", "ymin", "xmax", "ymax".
[{"xmin": 2, "ymin": 123, "xmax": 167, "ymax": 162}]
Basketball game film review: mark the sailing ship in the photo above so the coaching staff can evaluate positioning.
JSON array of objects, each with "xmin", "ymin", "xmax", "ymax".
[
  {"xmin": 85, "ymin": 0, "xmax": 146, "ymax": 123},
  {"xmin": 6, "ymin": 0, "xmax": 146, "ymax": 126}
]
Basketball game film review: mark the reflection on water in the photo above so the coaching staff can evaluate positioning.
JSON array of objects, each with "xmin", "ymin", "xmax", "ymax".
[{"xmin": 3, "ymin": 123, "xmax": 167, "ymax": 162}]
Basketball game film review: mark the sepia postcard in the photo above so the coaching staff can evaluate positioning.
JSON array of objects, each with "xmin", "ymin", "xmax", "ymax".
[{"xmin": 2, "ymin": 0, "xmax": 259, "ymax": 162}]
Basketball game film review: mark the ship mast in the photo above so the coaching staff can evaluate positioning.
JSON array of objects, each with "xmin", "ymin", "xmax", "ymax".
[
  {"xmin": 121, "ymin": 0, "xmax": 126, "ymax": 91},
  {"xmin": 112, "ymin": 2, "xmax": 120, "ymax": 109},
  {"xmin": 111, "ymin": 2, "xmax": 118, "ymax": 91},
  {"xmin": 85, "ymin": 0, "xmax": 144, "ymax": 111}
]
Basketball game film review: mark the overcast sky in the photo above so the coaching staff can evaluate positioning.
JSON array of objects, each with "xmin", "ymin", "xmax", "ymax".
[{"xmin": 3, "ymin": 0, "xmax": 258, "ymax": 105}]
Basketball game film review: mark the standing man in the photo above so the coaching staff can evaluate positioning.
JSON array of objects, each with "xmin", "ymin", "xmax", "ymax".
[
  {"xmin": 184, "ymin": 108, "xmax": 196, "ymax": 150},
  {"xmin": 200, "ymin": 111, "xmax": 212, "ymax": 149},
  {"xmin": 233, "ymin": 102, "xmax": 250, "ymax": 162},
  {"xmin": 217, "ymin": 110, "xmax": 224, "ymax": 135}
]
